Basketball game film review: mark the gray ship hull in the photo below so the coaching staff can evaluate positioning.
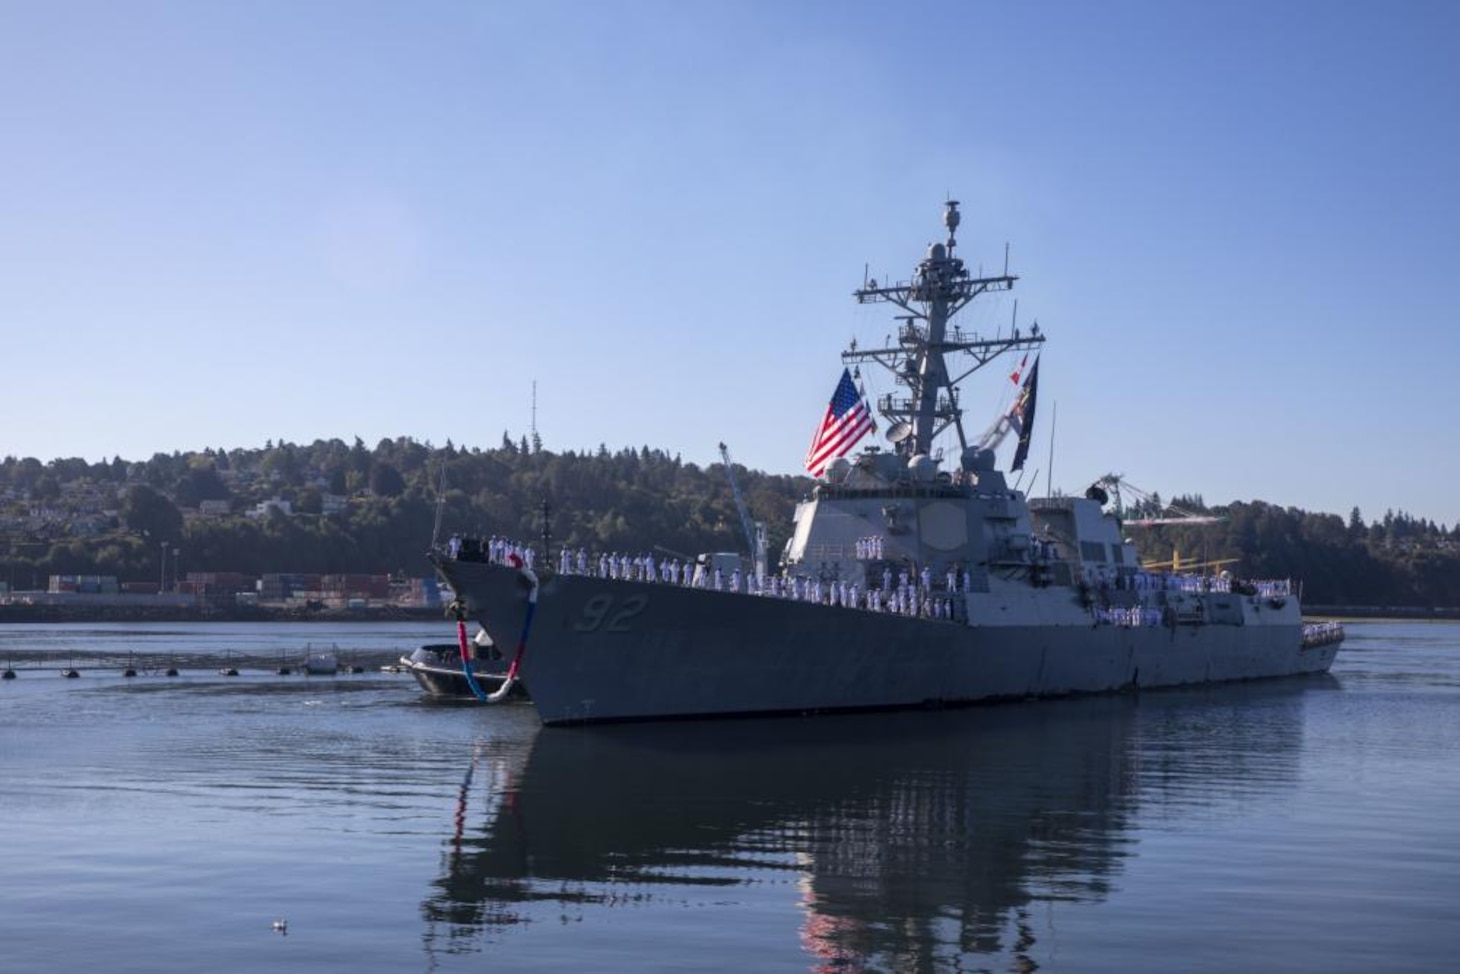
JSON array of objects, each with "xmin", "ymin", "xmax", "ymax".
[{"xmin": 433, "ymin": 556, "xmax": 1340, "ymax": 725}]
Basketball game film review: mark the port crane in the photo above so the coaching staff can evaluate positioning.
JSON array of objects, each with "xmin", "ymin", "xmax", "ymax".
[
  {"xmin": 1090, "ymin": 475, "xmax": 1234, "ymax": 574},
  {"xmin": 1092, "ymin": 474, "xmax": 1225, "ymax": 528},
  {"xmin": 1139, "ymin": 551, "xmax": 1240, "ymax": 573},
  {"xmin": 718, "ymin": 442, "xmax": 768, "ymax": 582}
]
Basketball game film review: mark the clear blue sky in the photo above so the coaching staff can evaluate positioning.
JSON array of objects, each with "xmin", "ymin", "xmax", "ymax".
[{"xmin": 3, "ymin": 0, "xmax": 1456, "ymax": 527}]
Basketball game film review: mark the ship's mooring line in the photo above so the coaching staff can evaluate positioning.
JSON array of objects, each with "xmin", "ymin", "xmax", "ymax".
[
  {"xmin": 485, "ymin": 567, "xmax": 537, "ymax": 703},
  {"xmin": 454, "ymin": 618, "xmax": 491, "ymax": 702}
]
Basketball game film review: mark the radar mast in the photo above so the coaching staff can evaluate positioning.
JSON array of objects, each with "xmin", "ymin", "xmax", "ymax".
[{"xmin": 843, "ymin": 201, "xmax": 1045, "ymax": 459}]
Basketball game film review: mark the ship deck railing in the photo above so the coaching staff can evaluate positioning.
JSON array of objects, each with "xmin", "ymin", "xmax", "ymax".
[
  {"xmin": 444, "ymin": 538, "xmax": 1300, "ymax": 628},
  {"xmin": 448, "ymin": 538, "xmax": 972, "ymax": 622}
]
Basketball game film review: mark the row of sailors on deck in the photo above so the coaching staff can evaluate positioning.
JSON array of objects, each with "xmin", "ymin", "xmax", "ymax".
[
  {"xmin": 540, "ymin": 544, "xmax": 963, "ymax": 619},
  {"xmin": 858, "ymin": 534, "xmax": 1053, "ymax": 564},
  {"xmin": 1095, "ymin": 569, "xmax": 1292, "ymax": 598},
  {"xmin": 553, "ymin": 546, "xmax": 983, "ymax": 606},
  {"xmin": 1093, "ymin": 605, "xmax": 1167, "ymax": 627},
  {"xmin": 448, "ymin": 535, "xmax": 537, "ymax": 569},
  {"xmin": 1302, "ymin": 620, "xmax": 1344, "ymax": 645},
  {"xmin": 465, "ymin": 538, "xmax": 1289, "ymax": 621},
  {"xmin": 1093, "ymin": 590, "xmax": 1299, "ymax": 629}
]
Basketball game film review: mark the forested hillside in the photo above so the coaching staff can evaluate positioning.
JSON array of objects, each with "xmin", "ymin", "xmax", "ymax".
[
  {"xmin": 2, "ymin": 438, "xmax": 1457, "ymax": 607},
  {"xmin": 0, "ymin": 437, "xmax": 799, "ymax": 587}
]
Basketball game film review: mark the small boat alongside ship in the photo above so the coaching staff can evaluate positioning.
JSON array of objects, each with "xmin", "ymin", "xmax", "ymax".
[
  {"xmin": 397, "ymin": 642, "xmax": 526, "ymax": 700},
  {"xmin": 430, "ymin": 200, "xmax": 1344, "ymax": 725}
]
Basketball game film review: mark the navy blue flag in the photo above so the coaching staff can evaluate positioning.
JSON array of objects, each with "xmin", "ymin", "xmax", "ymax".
[{"xmin": 1009, "ymin": 357, "xmax": 1039, "ymax": 472}]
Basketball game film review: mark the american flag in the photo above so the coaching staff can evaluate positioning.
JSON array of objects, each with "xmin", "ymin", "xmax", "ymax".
[{"xmin": 805, "ymin": 368, "xmax": 876, "ymax": 477}]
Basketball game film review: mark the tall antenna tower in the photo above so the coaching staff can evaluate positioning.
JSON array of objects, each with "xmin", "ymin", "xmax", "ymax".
[
  {"xmin": 843, "ymin": 200, "xmax": 1043, "ymax": 457},
  {"xmin": 530, "ymin": 380, "xmax": 541, "ymax": 453}
]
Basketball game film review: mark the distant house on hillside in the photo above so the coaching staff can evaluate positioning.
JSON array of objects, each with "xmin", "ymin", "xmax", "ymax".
[
  {"xmin": 247, "ymin": 498, "xmax": 292, "ymax": 520},
  {"xmin": 68, "ymin": 514, "xmax": 113, "ymax": 537}
]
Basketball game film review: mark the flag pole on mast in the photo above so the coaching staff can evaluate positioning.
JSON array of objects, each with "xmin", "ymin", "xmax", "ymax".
[{"xmin": 1046, "ymin": 400, "xmax": 1057, "ymax": 498}]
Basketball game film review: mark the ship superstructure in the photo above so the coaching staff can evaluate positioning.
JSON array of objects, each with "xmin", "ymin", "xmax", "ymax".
[{"xmin": 430, "ymin": 202, "xmax": 1342, "ymax": 725}]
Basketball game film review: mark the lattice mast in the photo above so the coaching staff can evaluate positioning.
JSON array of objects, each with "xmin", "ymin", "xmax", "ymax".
[{"xmin": 843, "ymin": 201, "xmax": 1045, "ymax": 459}]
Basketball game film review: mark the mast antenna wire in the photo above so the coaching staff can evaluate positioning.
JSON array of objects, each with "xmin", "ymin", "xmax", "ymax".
[
  {"xmin": 431, "ymin": 459, "xmax": 448, "ymax": 548},
  {"xmin": 1013, "ymin": 467, "xmax": 1040, "ymax": 495},
  {"xmin": 1046, "ymin": 400, "xmax": 1057, "ymax": 498}
]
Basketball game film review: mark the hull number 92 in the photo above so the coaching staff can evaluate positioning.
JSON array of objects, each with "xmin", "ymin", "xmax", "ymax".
[{"xmin": 574, "ymin": 594, "xmax": 648, "ymax": 632}]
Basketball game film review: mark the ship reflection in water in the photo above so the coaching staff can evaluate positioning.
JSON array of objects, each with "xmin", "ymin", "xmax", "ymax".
[{"xmin": 420, "ymin": 679, "xmax": 1327, "ymax": 969}]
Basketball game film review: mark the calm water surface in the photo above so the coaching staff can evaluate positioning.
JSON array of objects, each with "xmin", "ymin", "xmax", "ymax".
[{"xmin": 2, "ymin": 621, "xmax": 1458, "ymax": 972}]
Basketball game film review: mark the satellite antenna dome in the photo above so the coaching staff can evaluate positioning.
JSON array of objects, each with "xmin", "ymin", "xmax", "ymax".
[
  {"xmin": 908, "ymin": 454, "xmax": 936, "ymax": 482},
  {"xmin": 928, "ymin": 242, "xmax": 946, "ymax": 261},
  {"xmin": 827, "ymin": 457, "xmax": 852, "ymax": 482},
  {"xmin": 885, "ymin": 422, "xmax": 913, "ymax": 444}
]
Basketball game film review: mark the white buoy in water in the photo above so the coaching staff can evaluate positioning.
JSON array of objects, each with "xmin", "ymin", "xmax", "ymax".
[{"xmin": 272, "ymin": 918, "xmax": 288, "ymax": 935}]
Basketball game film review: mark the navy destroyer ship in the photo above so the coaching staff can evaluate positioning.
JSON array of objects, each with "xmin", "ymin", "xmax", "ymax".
[{"xmin": 430, "ymin": 201, "xmax": 1342, "ymax": 724}]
